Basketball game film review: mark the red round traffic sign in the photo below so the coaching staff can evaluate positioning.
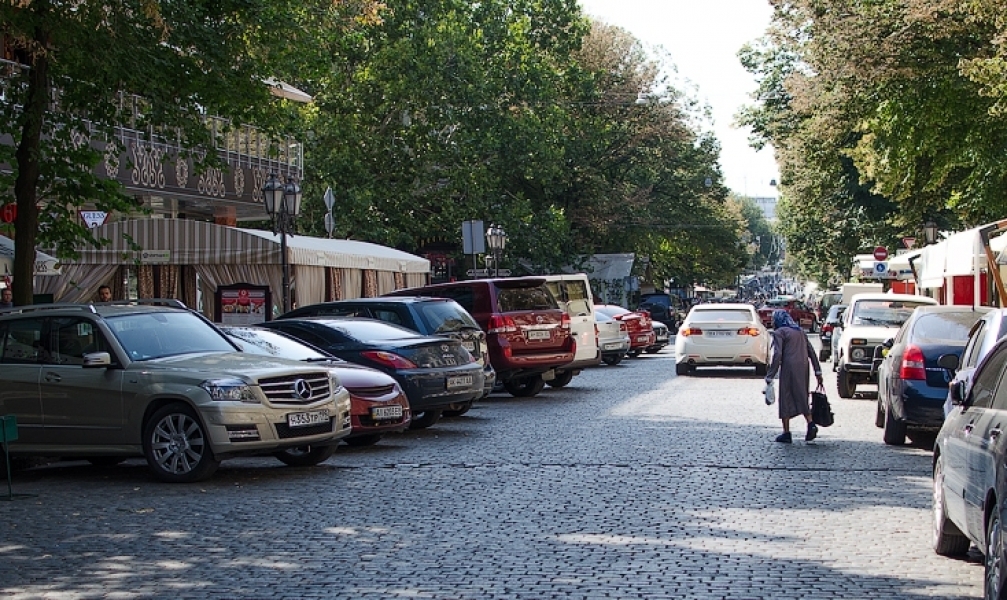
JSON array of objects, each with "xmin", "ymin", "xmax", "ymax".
[
  {"xmin": 0, "ymin": 203, "xmax": 16, "ymax": 224},
  {"xmin": 873, "ymin": 246, "xmax": 888, "ymax": 261}
]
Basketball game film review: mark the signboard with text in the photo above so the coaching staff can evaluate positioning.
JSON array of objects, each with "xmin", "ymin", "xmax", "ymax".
[{"xmin": 215, "ymin": 283, "xmax": 271, "ymax": 325}]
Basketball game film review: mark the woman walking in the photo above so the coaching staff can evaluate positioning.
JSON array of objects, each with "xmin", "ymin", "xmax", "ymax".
[{"xmin": 765, "ymin": 310, "xmax": 824, "ymax": 443}]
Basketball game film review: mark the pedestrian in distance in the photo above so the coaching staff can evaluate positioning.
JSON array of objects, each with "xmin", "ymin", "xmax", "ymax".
[
  {"xmin": 765, "ymin": 309, "xmax": 823, "ymax": 443},
  {"xmin": 0, "ymin": 287, "xmax": 12, "ymax": 308},
  {"xmin": 96, "ymin": 285, "xmax": 112, "ymax": 302}
]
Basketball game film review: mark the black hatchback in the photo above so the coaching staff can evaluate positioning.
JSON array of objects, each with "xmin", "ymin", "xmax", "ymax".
[
  {"xmin": 259, "ymin": 317, "xmax": 485, "ymax": 429},
  {"xmin": 278, "ymin": 297, "xmax": 495, "ymax": 409}
]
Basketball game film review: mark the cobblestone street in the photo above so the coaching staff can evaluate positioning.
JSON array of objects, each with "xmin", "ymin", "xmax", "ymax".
[{"xmin": 0, "ymin": 341, "xmax": 984, "ymax": 599}]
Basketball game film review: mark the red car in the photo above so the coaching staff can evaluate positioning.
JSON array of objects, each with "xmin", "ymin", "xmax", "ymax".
[
  {"xmin": 595, "ymin": 304, "xmax": 656, "ymax": 357},
  {"xmin": 223, "ymin": 326, "xmax": 411, "ymax": 446},
  {"xmin": 756, "ymin": 298, "xmax": 819, "ymax": 332},
  {"xmin": 385, "ymin": 278, "xmax": 575, "ymax": 398}
]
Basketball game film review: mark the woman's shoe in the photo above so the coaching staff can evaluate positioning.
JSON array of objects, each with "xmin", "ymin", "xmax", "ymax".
[
  {"xmin": 775, "ymin": 432, "xmax": 792, "ymax": 443},
  {"xmin": 806, "ymin": 423, "xmax": 819, "ymax": 441}
]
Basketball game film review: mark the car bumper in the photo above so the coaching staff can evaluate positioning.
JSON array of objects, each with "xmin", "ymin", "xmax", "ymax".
[
  {"xmin": 892, "ymin": 381, "xmax": 949, "ymax": 428},
  {"xmin": 204, "ymin": 395, "xmax": 352, "ymax": 458},
  {"xmin": 347, "ymin": 394, "xmax": 411, "ymax": 436},
  {"xmin": 396, "ymin": 365, "xmax": 486, "ymax": 411}
]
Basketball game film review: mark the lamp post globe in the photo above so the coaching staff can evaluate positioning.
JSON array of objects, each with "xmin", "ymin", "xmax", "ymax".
[
  {"xmin": 261, "ymin": 173, "xmax": 300, "ymax": 315},
  {"xmin": 485, "ymin": 224, "xmax": 507, "ymax": 277},
  {"xmin": 924, "ymin": 221, "xmax": 939, "ymax": 245}
]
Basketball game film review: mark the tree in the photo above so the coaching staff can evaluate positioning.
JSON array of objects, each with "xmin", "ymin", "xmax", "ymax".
[{"xmin": 0, "ymin": 1, "xmax": 377, "ymax": 305}]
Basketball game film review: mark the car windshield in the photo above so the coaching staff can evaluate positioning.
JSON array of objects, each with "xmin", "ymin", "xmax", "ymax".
[
  {"xmin": 224, "ymin": 327, "xmax": 330, "ymax": 361},
  {"xmin": 497, "ymin": 286, "xmax": 557, "ymax": 312},
  {"xmin": 851, "ymin": 300, "xmax": 931, "ymax": 327},
  {"xmin": 106, "ymin": 311, "xmax": 236, "ymax": 361},
  {"xmin": 415, "ymin": 301, "xmax": 480, "ymax": 334},
  {"xmin": 912, "ymin": 312, "xmax": 986, "ymax": 342},
  {"xmin": 827, "ymin": 305, "xmax": 847, "ymax": 322},
  {"xmin": 596, "ymin": 305, "xmax": 630, "ymax": 318},
  {"xmin": 691, "ymin": 309, "xmax": 755, "ymax": 323}
]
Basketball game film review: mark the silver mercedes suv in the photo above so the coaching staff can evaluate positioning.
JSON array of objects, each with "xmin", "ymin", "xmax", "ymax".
[{"xmin": 0, "ymin": 301, "xmax": 351, "ymax": 482}]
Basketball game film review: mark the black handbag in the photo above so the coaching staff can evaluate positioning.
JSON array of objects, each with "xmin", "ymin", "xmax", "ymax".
[{"xmin": 811, "ymin": 386, "xmax": 835, "ymax": 427}]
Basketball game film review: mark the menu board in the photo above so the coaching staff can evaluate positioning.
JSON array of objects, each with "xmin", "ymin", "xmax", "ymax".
[{"xmin": 215, "ymin": 284, "xmax": 271, "ymax": 325}]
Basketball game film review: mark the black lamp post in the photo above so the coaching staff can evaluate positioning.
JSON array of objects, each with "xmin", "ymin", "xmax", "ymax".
[
  {"xmin": 485, "ymin": 224, "xmax": 507, "ymax": 277},
  {"xmin": 924, "ymin": 221, "xmax": 939, "ymax": 245},
  {"xmin": 262, "ymin": 173, "xmax": 302, "ymax": 314}
]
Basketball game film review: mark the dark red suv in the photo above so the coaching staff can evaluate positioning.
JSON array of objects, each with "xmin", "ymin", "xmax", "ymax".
[{"xmin": 385, "ymin": 278, "xmax": 575, "ymax": 397}]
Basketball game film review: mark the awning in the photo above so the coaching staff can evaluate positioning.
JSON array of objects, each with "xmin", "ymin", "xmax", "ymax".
[
  {"xmin": 264, "ymin": 78, "xmax": 313, "ymax": 104},
  {"xmin": 920, "ymin": 243, "xmax": 947, "ymax": 288},
  {"xmin": 0, "ymin": 235, "xmax": 62, "ymax": 276}
]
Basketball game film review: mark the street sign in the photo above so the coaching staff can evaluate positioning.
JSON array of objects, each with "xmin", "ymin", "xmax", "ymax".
[
  {"xmin": 874, "ymin": 261, "xmax": 889, "ymax": 276},
  {"xmin": 323, "ymin": 187, "xmax": 335, "ymax": 211},
  {"xmin": 466, "ymin": 268, "xmax": 489, "ymax": 277},
  {"xmin": 496, "ymin": 269, "xmax": 511, "ymax": 277},
  {"xmin": 79, "ymin": 210, "xmax": 108, "ymax": 228},
  {"xmin": 1, "ymin": 204, "xmax": 16, "ymax": 224},
  {"xmin": 873, "ymin": 246, "xmax": 889, "ymax": 261},
  {"xmin": 324, "ymin": 212, "xmax": 335, "ymax": 236},
  {"xmin": 462, "ymin": 220, "xmax": 485, "ymax": 255},
  {"xmin": 902, "ymin": 237, "xmax": 916, "ymax": 250}
]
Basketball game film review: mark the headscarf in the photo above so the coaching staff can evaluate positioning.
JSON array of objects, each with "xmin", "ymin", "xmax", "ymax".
[{"xmin": 772, "ymin": 309, "xmax": 802, "ymax": 331}]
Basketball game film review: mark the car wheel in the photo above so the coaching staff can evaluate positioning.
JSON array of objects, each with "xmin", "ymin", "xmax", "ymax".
[
  {"xmin": 503, "ymin": 375, "xmax": 546, "ymax": 397},
  {"xmin": 602, "ymin": 354, "xmax": 622, "ymax": 366},
  {"xmin": 754, "ymin": 363, "xmax": 768, "ymax": 377},
  {"xmin": 443, "ymin": 401, "xmax": 473, "ymax": 417},
  {"xmin": 87, "ymin": 457, "xmax": 126, "ymax": 468},
  {"xmin": 547, "ymin": 371, "xmax": 575, "ymax": 388},
  {"xmin": 344, "ymin": 434, "xmax": 383, "ymax": 447},
  {"xmin": 933, "ymin": 456, "xmax": 971, "ymax": 556},
  {"xmin": 142, "ymin": 403, "xmax": 220, "ymax": 483},
  {"xmin": 675, "ymin": 362, "xmax": 690, "ymax": 376},
  {"xmin": 875, "ymin": 400, "xmax": 885, "ymax": 429},
  {"xmin": 988, "ymin": 507, "xmax": 1006, "ymax": 600},
  {"xmin": 818, "ymin": 348, "xmax": 830, "ymax": 362},
  {"xmin": 409, "ymin": 409, "xmax": 443, "ymax": 429},
  {"xmin": 628, "ymin": 349, "xmax": 642, "ymax": 358},
  {"xmin": 837, "ymin": 368, "xmax": 854, "ymax": 399},
  {"xmin": 273, "ymin": 444, "xmax": 337, "ymax": 467},
  {"xmin": 882, "ymin": 401, "xmax": 907, "ymax": 445}
]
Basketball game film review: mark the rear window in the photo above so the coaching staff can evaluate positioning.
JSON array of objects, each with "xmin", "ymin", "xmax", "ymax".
[
  {"xmin": 415, "ymin": 301, "xmax": 480, "ymax": 334},
  {"xmin": 691, "ymin": 309, "xmax": 755, "ymax": 323},
  {"xmin": 851, "ymin": 300, "xmax": 932, "ymax": 327},
  {"xmin": 498, "ymin": 286, "xmax": 557, "ymax": 312},
  {"xmin": 912, "ymin": 312, "xmax": 985, "ymax": 342},
  {"xmin": 321, "ymin": 319, "xmax": 421, "ymax": 341}
]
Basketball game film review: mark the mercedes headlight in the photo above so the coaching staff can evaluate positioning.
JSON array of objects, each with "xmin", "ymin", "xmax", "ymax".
[{"xmin": 200, "ymin": 378, "xmax": 259, "ymax": 403}]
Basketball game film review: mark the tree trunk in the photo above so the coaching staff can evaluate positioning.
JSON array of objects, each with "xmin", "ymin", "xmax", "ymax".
[{"xmin": 12, "ymin": 29, "xmax": 48, "ymax": 307}]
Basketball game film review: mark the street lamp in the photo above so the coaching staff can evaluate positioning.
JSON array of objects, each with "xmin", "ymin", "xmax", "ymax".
[
  {"xmin": 485, "ymin": 224, "xmax": 507, "ymax": 277},
  {"xmin": 262, "ymin": 173, "xmax": 302, "ymax": 314},
  {"xmin": 924, "ymin": 221, "xmax": 939, "ymax": 245}
]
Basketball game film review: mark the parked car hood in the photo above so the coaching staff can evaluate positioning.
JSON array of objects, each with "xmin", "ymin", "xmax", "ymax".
[
  {"xmin": 841, "ymin": 325, "xmax": 900, "ymax": 342},
  {"xmin": 140, "ymin": 351, "xmax": 324, "ymax": 378}
]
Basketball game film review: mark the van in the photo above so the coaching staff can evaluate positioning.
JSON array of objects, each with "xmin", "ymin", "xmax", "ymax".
[{"xmin": 538, "ymin": 274, "xmax": 601, "ymax": 386}]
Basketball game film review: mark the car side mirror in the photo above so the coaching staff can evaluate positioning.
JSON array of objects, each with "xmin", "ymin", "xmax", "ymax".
[
  {"xmin": 950, "ymin": 380, "xmax": 967, "ymax": 406},
  {"xmin": 937, "ymin": 353, "xmax": 960, "ymax": 372},
  {"xmin": 883, "ymin": 338, "xmax": 895, "ymax": 349},
  {"xmin": 82, "ymin": 352, "xmax": 112, "ymax": 368}
]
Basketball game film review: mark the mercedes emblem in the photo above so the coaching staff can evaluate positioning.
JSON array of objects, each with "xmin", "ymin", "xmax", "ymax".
[{"xmin": 293, "ymin": 379, "xmax": 312, "ymax": 399}]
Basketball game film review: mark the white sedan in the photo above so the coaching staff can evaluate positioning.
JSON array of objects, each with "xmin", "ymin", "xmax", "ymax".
[{"xmin": 674, "ymin": 303, "xmax": 771, "ymax": 376}]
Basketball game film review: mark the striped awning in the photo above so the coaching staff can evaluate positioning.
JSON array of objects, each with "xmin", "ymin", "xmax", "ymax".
[{"xmin": 69, "ymin": 218, "xmax": 430, "ymax": 273}]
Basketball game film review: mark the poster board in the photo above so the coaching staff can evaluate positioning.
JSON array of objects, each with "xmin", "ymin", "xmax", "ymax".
[{"xmin": 215, "ymin": 283, "xmax": 271, "ymax": 325}]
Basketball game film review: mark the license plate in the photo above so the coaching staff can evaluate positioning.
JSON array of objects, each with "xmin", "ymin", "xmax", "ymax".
[
  {"xmin": 637, "ymin": 335, "xmax": 650, "ymax": 342},
  {"xmin": 462, "ymin": 341, "xmax": 475, "ymax": 352},
  {"xmin": 707, "ymin": 331, "xmax": 733, "ymax": 337},
  {"xmin": 371, "ymin": 405, "xmax": 403, "ymax": 420},
  {"xmin": 287, "ymin": 410, "xmax": 329, "ymax": 428},
  {"xmin": 526, "ymin": 330, "xmax": 551, "ymax": 340},
  {"xmin": 447, "ymin": 375, "xmax": 474, "ymax": 389},
  {"xmin": 604, "ymin": 342, "xmax": 623, "ymax": 350}
]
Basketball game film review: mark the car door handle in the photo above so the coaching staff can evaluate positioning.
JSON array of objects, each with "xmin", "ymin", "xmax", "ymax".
[
  {"xmin": 991, "ymin": 428, "xmax": 1003, "ymax": 441},
  {"xmin": 44, "ymin": 372, "xmax": 61, "ymax": 383}
]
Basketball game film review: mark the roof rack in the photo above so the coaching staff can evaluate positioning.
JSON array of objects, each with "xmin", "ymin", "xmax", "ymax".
[
  {"xmin": 0, "ymin": 303, "xmax": 98, "ymax": 315},
  {"xmin": 102, "ymin": 299, "xmax": 189, "ymax": 309},
  {"xmin": 0, "ymin": 299, "xmax": 190, "ymax": 316}
]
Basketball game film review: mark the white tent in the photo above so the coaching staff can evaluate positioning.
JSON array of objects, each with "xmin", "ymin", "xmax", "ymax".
[{"xmin": 0, "ymin": 235, "xmax": 62, "ymax": 276}]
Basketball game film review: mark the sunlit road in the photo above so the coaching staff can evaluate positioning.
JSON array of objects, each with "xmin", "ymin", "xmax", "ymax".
[{"xmin": 0, "ymin": 337, "xmax": 983, "ymax": 599}]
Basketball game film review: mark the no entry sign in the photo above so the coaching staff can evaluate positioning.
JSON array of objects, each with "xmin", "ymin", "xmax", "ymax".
[{"xmin": 873, "ymin": 246, "xmax": 889, "ymax": 261}]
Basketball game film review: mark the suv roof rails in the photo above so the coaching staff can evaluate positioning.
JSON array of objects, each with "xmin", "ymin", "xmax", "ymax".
[
  {"xmin": 102, "ymin": 299, "xmax": 189, "ymax": 309},
  {"xmin": 0, "ymin": 303, "xmax": 99, "ymax": 315}
]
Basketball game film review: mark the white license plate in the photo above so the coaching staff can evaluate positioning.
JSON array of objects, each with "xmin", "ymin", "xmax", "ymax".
[
  {"xmin": 604, "ymin": 342, "xmax": 623, "ymax": 350},
  {"xmin": 707, "ymin": 331, "xmax": 734, "ymax": 337},
  {"xmin": 637, "ymin": 335, "xmax": 650, "ymax": 342},
  {"xmin": 526, "ymin": 330, "xmax": 551, "ymax": 340},
  {"xmin": 371, "ymin": 405, "xmax": 403, "ymax": 420},
  {"xmin": 287, "ymin": 410, "xmax": 329, "ymax": 428},
  {"xmin": 462, "ymin": 341, "xmax": 475, "ymax": 352},
  {"xmin": 447, "ymin": 375, "xmax": 474, "ymax": 389}
]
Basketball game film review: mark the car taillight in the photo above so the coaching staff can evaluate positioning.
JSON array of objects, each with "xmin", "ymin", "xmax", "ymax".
[
  {"xmin": 619, "ymin": 322, "xmax": 628, "ymax": 332},
  {"xmin": 561, "ymin": 313, "xmax": 571, "ymax": 330},
  {"xmin": 361, "ymin": 350, "xmax": 417, "ymax": 369},
  {"xmin": 681, "ymin": 327, "xmax": 703, "ymax": 336},
  {"xmin": 899, "ymin": 345, "xmax": 926, "ymax": 381},
  {"xmin": 822, "ymin": 324, "xmax": 834, "ymax": 334},
  {"xmin": 487, "ymin": 315, "xmax": 518, "ymax": 333},
  {"xmin": 737, "ymin": 327, "xmax": 761, "ymax": 336},
  {"xmin": 594, "ymin": 323, "xmax": 600, "ymax": 342}
]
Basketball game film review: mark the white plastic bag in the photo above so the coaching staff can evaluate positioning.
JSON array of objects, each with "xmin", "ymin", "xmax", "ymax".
[{"xmin": 763, "ymin": 381, "xmax": 776, "ymax": 405}]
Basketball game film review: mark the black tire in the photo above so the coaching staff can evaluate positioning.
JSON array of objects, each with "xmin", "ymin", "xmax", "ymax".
[
  {"xmin": 837, "ymin": 369, "xmax": 854, "ymax": 399},
  {"xmin": 602, "ymin": 354, "xmax": 622, "ymax": 366},
  {"xmin": 818, "ymin": 348, "xmax": 830, "ymax": 362},
  {"xmin": 547, "ymin": 371, "xmax": 575, "ymax": 388},
  {"xmin": 87, "ymin": 457, "xmax": 126, "ymax": 468},
  {"xmin": 142, "ymin": 403, "xmax": 220, "ymax": 483},
  {"xmin": 675, "ymin": 362, "xmax": 690, "ymax": 376},
  {"xmin": 933, "ymin": 456, "xmax": 971, "ymax": 556},
  {"xmin": 273, "ymin": 444, "xmax": 337, "ymax": 467},
  {"xmin": 645, "ymin": 346, "xmax": 663, "ymax": 354},
  {"xmin": 987, "ymin": 506, "xmax": 1006, "ymax": 600},
  {"xmin": 883, "ymin": 401, "xmax": 907, "ymax": 445},
  {"xmin": 409, "ymin": 409, "xmax": 442, "ymax": 429},
  {"xmin": 344, "ymin": 434, "xmax": 384, "ymax": 447},
  {"xmin": 443, "ymin": 401, "xmax": 473, "ymax": 417},
  {"xmin": 875, "ymin": 400, "xmax": 885, "ymax": 428},
  {"xmin": 755, "ymin": 363, "xmax": 768, "ymax": 377},
  {"xmin": 628, "ymin": 349, "xmax": 642, "ymax": 358},
  {"xmin": 503, "ymin": 375, "xmax": 546, "ymax": 398}
]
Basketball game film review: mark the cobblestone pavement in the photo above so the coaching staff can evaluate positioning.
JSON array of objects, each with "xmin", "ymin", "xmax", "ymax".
[{"xmin": 0, "ymin": 338, "xmax": 984, "ymax": 599}]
